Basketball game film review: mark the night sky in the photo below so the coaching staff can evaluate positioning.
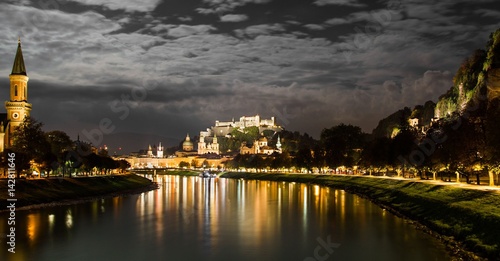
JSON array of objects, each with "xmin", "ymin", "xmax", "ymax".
[{"xmin": 0, "ymin": 0, "xmax": 498, "ymax": 153}]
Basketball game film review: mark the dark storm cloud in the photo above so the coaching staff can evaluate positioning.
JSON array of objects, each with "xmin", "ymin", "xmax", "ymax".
[
  {"xmin": 313, "ymin": 0, "xmax": 365, "ymax": 7},
  {"xmin": 0, "ymin": 0, "xmax": 498, "ymax": 152},
  {"xmin": 196, "ymin": 0, "xmax": 272, "ymax": 14}
]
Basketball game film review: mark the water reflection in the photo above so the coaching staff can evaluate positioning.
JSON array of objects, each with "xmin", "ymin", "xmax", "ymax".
[
  {"xmin": 26, "ymin": 214, "xmax": 40, "ymax": 245},
  {"xmin": 48, "ymin": 214, "xmax": 55, "ymax": 233},
  {"xmin": 65, "ymin": 210, "xmax": 73, "ymax": 229},
  {"xmin": 0, "ymin": 176, "xmax": 450, "ymax": 261}
]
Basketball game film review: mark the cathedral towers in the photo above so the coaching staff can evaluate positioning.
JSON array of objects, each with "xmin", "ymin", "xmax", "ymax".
[{"xmin": 198, "ymin": 134, "xmax": 219, "ymax": 155}]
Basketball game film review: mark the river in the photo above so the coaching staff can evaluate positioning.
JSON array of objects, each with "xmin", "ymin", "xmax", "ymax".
[{"xmin": 1, "ymin": 175, "xmax": 451, "ymax": 261}]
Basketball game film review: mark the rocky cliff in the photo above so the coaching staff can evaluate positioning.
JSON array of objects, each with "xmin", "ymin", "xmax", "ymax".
[{"xmin": 373, "ymin": 28, "xmax": 500, "ymax": 138}]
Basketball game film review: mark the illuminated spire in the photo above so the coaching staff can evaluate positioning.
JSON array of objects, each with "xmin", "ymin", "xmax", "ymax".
[{"xmin": 11, "ymin": 37, "xmax": 27, "ymax": 76}]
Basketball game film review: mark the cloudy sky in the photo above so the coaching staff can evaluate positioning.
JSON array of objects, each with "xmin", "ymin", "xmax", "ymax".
[{"xmin": 0, "ymin": 0, "xmax": 498, "ymax": 153}]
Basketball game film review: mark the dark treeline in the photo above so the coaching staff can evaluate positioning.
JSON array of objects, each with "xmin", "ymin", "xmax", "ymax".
[
  {"xmin": 1, "ymin": 117, "xmax": 130, "ymax": 178},
  {"xmin": 224, "ymin": 109, "xmax": 500, "ymax": 185}
]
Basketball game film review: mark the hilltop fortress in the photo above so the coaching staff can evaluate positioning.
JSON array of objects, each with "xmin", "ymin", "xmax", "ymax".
[
  {"xmin": 197, "ymin": 115, "xmax": 282, "ymax": 155},
  {"xmin": 201, "ymin": 115, "xmax": 282, "ymax": 137},
  {"xmin": 122, "ymin": 115, "xmax": 283, "ymax": 169}
]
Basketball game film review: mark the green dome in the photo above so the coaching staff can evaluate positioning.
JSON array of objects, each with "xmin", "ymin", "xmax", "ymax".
[{"xmin": 182, "ymin": 133, "xmax": 194, "ymax": 151}]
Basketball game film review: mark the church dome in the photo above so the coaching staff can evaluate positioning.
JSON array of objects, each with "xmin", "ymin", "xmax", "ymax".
[{"xmin": 182, "ymin": 133, "xmax": 194, "ymax": 151}]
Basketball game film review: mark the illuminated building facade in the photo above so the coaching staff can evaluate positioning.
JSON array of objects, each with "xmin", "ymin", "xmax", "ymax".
[
  {"xmin": 198, "ymin": 134, "xmax": 219, "ymax": 155},
  {"xmin": 239, "ymin": 136, "xmax": 282, "ymax": 155},
  {"xmin": 211, "ymin": 115, "xmax": 282, "ymax": 136}
]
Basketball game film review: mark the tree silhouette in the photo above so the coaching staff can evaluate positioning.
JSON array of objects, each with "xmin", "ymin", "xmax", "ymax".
[
  {"xmin": 1, "ymin": 149, "xmax": 31, "ymax": 178},
  {"xmin": 45, "ymin": 130, "xmax": 73, "ymax": 177},
  {"xmin": 10, "ymin": 117, "xmax": 52, "ymax": 176},
  {"xmin": 321, "ymin": 124, "xmax": 365, "ymax": 169}
]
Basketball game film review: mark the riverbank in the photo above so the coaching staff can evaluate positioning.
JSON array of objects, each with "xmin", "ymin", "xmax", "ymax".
[
  {"xmin": 220, "ymin": 172, "xmax": 500, "ymax": 260},
  {"xmin": 133, "ymin": 169, "xmax": 200, "ymax": 176},
  {"xmin": 0, "ymin": 174, "xmax": 156, "ymax": 211}
]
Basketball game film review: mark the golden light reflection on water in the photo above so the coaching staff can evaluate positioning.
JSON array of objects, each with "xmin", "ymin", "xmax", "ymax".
[
  {"xmin": 112, "ymin": 196, "xmax": 122, "ymax": 220},
  {"xmin": 0, "ymin": 175, "xmax": 451, "ymax": 261},
  {"xmin": 302, "ymin": 185, "xmax": 308, "ymax": 231},
  {"xmin": 340, "ymin": 190, "xmax": 346, "ymax": 225},
  {"xmin": 278, "ymin": 186, "xmax": 282, "ymax": 209},
  {"xmin": 26, "ymin": 213, "xmax": 40, "ymax": 245},
  {"xmin": 133, "ymin": 176, "xmax": 359, "ymax": 251}
]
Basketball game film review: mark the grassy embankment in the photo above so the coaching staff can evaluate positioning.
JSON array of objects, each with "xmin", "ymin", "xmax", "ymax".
[
  {"xmin": 220, "ymin": 172, "xmax": 500, "ymax": 260},
  {"xmin": 0, "ymin": 174, "xmax": 155, "ymax": 210}
]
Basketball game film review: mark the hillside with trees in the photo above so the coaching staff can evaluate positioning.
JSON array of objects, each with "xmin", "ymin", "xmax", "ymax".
[{"xmin": 362, "ymin": 28, "xmax": 500, "ymax": 183}]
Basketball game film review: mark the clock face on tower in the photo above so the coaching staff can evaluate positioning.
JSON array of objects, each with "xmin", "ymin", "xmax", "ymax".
[{"xmin": 12, "ymin": 112, "xmax": 19, "ymax": 120}]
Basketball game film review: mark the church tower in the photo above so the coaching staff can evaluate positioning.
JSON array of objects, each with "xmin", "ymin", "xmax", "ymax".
[
  {"xmin": 157, "ymin": 142, "xmax": 164, "ymax": 158},
  {"xmin": 147, "ymin": 144, "xmax": 153, "ymax": 157},
  {"xmin": 198, "ymin": 135, "xmax": 206, "ymax": 154},
  {"xmin": 212, "ymin": 134, "xmax": 219, "ymax": 154},
  {"xmin": 276, "ymin": 135, "xmax": 282, "ymax": 153},
  {"xmin": 4, "ymin": 38, "xmax": 32, "ymax": 148}
]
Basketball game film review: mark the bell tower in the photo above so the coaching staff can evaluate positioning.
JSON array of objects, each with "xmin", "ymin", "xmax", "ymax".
[{"xmin": 5, "ymin": 38, "xmax": 32, "ymax": 147}]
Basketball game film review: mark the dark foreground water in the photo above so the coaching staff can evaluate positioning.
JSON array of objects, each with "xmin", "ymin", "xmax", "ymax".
[{"xmin": 1, "ymin": 175, "xmax": 451, "ymax": 261}]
